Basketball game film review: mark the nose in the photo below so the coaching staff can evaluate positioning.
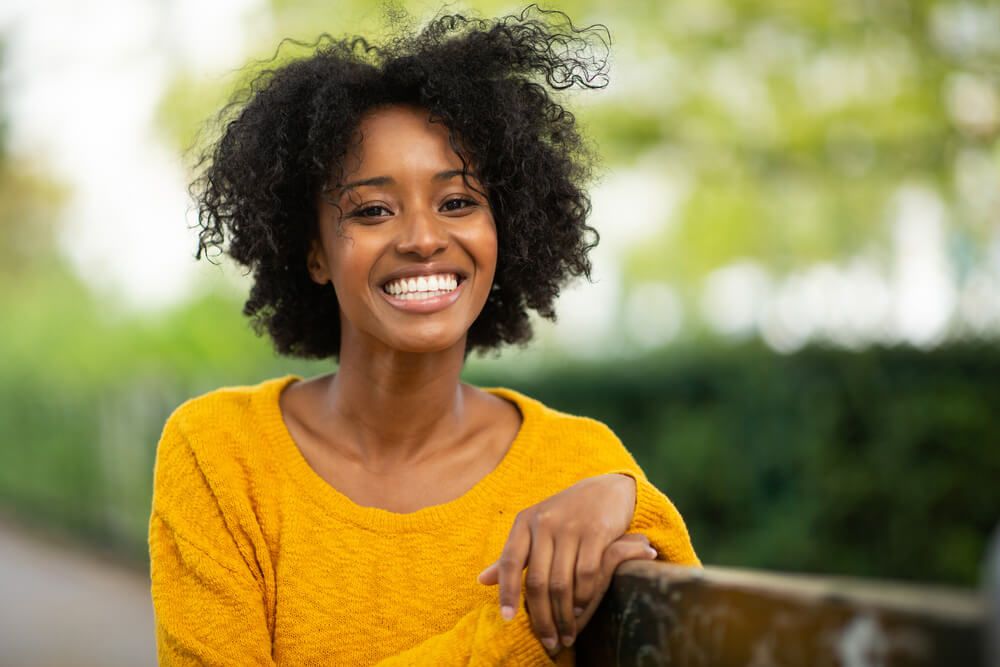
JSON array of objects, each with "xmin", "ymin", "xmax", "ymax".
[{"xmin": 395, "ymin": 207, "xmax": 449, "ymax": 258}]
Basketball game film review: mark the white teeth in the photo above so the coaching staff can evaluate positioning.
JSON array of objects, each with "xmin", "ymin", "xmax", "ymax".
[{"xmin": 383, "ymin": 273, "xmax": 461, "ymax": 299}]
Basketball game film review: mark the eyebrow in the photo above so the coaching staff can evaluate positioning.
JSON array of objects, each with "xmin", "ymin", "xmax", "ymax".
[{"xmin": 337, "ymin": 169, "xmax": 474, "ymax": 193}]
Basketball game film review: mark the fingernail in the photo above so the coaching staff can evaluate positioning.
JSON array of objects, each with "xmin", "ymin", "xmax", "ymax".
[
  {"xmin": 542, "ymin": 637, "xmax": 558, "ymax": 650},
  {"xmin": 647, "ymin": 547, "xmax": 658, "ymax": 557},
  {"xmin": 574, "ymin": 606, "xmax": 584, "ymax": 617},
  {"xmin": 561, "ymin": 634, "xmax": 575, "ymax": 647},
  {"xmin": 501, "ymin": 605, "xmax": 515, "ymax": 621}
]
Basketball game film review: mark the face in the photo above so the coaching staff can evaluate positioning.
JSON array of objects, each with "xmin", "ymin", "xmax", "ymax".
[{"xmin": 307, "ymin": 104, "xmax": 497, "ymax": 355}]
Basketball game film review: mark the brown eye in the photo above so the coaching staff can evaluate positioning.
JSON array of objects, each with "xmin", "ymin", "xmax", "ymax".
[
  {"xmin": 351, "ymin": 205, "xmax": 392, "ymax": 219},
  {"xmin": 441, "ymin": 198, "xmax": 476, "ymax": 212}
]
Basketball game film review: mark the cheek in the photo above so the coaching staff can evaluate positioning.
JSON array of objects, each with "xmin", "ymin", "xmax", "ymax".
[
  {"xmin": 483, "ymin": 235, "xmax": 498, "ymax": 272},
  {"xmin": 473, "ymin": 219, "xmax": 499, "ymax": 273},
  {"xmin": 327, "ymin": 234, "xmax": 376, "ymax": 299}
]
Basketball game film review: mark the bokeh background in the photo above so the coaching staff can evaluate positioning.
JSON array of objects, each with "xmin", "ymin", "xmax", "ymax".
[{"xmin": 1, "ymin": 0, "xmax": 999, "ymax": 661}]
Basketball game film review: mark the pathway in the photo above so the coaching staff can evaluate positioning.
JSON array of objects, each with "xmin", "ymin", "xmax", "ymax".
[{"xmin": 0, "ymin": 518, "xmax": 156, "ymax": 667}]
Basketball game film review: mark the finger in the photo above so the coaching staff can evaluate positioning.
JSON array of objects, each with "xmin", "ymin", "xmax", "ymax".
[
  {"xmin": 497, "ymin": 513, "xmax": 532, "ymax": 621},
  {"xmin": 573, "ymin": 538, "xmax": 658, "ymax": 633},
  {"xmin": 592, "ymin": 537, "xmax": 656, "ymax": 612},
  {"xmin": 524, "ymin": 529, "xmax": 559, "ymax": 655},
  {"xmin": 601, "ymin": 537, "xmax": 657, "ymax": 582},
  {"xmin": 572, "ymin": 536, "xmax": 603, "ymax": 618},
  {"xmin": 573, "ymin": 534, "xmax": 649, "ymax": 611},
  {"xmin": 549, "ymin": 534, "xmax": 579, "ymax": 647},
  {"xmin": 588, "ymin": 539, "xmax": 657, "ymax": 619},
  {"xmin": 477, "ymin": 561, "xmax": 498, "ymax": 586}
]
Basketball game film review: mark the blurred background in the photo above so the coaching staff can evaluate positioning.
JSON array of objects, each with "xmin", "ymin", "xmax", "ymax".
[{"xmin": 1, "ymin": 0, "xmax": 999, "ymax": 663}]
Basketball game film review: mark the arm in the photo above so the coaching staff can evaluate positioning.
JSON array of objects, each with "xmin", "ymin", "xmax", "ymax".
[
  {"xmin": 150, "ymin": 512, "xmax": 276, "ymax": 666},
  {"xmin": 381, "ymin": 531, "xmax": 662, "ymax": 667},
  {"xmin": 149, "ymin": 416, "xmax": 276, "ymax": 666},
  {"xmin": 476, "ymin": 468, "xmax": 692, "ymax": 658},
  {"xmin": 607, "ymin": 468, "xmax": 700, "ymax": 566},
  {"xmin": 580, "ymin": 418, "xmax": 697, "ymax": 567}
]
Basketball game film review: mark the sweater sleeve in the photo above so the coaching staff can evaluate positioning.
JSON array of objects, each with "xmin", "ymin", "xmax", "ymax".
[
  {"xmin": 374, "ymin": 603, "xmax": 572, "ymax": 667},
  {"xmin": 583, "ymin": 421, "xmax": 700, "ymax": 566},
  {"xmin": 148, "ymin": 414, "xmax": 276, "ymax": 666},
  {"xmin": 610, "ymin": 468, "xmax": 701, "ymax": 566}
]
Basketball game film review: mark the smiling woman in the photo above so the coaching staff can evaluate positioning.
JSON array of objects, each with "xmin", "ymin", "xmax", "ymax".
[{"xmin": 148, "ymin": 6, "xmax": 699, "ymax": 666}]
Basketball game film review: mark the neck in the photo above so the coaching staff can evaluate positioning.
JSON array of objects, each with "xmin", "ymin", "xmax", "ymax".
[{"xmin": 323, "ymin": 328, "xmax": 470, "ymax": 471}]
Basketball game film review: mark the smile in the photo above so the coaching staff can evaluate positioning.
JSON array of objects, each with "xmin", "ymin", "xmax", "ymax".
[
  {"xmin": 379, "ymin": 272, "xmax": 466, "ymax": 313},
  {"xmin": 382, "ymin": 273, "xmax": 460, "ymax": 300}
]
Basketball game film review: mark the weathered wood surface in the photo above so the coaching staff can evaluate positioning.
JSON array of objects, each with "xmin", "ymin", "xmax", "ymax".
[{"xmin": 576, "ymin": 562, "xmax": 986, "ymax": 667}]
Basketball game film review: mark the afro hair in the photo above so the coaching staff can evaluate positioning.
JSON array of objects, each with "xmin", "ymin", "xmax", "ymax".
[{"xmin": 192, "ymin": 4, "xmax": 609, "ymax": 358}]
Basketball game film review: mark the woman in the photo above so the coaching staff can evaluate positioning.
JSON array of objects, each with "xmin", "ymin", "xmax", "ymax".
[{"xmin": 149, "ymin": 7, "xmax": 698, "ymax": 665}]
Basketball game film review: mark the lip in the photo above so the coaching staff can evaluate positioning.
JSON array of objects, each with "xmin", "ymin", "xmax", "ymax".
[{"xmin": 378, "ymin": 279, "xmax": 466, "ymax": 314}]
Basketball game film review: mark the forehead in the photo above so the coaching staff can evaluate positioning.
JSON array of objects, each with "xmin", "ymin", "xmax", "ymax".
[{"xmin": 346, "ymin": 104, "xmax": 464, "ymax": 175}]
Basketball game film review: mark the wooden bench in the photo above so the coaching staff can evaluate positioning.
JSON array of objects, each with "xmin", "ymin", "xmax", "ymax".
[{"xmin": 578, "ymin": 530, "xmax": 999, "ymax": 667}]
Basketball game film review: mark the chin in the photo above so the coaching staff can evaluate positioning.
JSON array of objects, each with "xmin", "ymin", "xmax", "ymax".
[
  {"xmin": 390, "ymin": 339, "xmax": 464, "ymax": 355},
  {"xmin": 386, "ymin": 326, "xmax": 468, "ymax": 355}
]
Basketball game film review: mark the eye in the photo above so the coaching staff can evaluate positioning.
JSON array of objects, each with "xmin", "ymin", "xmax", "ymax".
[
  {"xmin": 441, "ymin": 198, "xmax": 477, "ymax": 213},
  {"xmin": 349, "ymin": 204, "xmax": 393, "ymax": 220}
]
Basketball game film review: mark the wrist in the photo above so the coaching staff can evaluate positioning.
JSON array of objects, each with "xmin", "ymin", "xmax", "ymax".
[{"xmin": 609, "ymin": 472, "xmax": 637, "ymax": 527}]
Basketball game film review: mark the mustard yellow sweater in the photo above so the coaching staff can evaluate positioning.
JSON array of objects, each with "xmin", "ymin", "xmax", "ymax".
[{"xmin": 148, "ymin": 375, "xmax": 698, "ymax": 665}]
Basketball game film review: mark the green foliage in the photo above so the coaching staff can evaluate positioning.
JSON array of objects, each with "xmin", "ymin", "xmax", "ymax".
[{"xmin": 0, "ymin": 271, "xmax": 326, "ymax": 562}]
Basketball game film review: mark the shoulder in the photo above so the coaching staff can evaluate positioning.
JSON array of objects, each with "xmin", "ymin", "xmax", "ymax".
[
  {"xmin": 486, "ymin": 387, "xmax": 642, "ymax": 474},
  {"xmin": 154, "ymin": 375, "xmax": 298, "ymax": 498},
  {"xmin": 161, "ymin": 375, "xmax": 298, "ymax": 454},
  {"xmin": 150, "ymin": 378, "xmax": 296, "ymax": 571},
  {"xmin": 165, "ymin": 376, "xmax": 289, "ymax": 436}
]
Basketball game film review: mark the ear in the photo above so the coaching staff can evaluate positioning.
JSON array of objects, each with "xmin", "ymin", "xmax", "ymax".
[{"xmin": 307, "ymin": 239, "xmax": 331, "ymax": 285}]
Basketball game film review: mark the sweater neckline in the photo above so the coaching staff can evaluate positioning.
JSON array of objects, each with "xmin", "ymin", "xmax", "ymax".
[{"xmin": 253, "ymin": 375, "xmax": 539, "ymax": 533}]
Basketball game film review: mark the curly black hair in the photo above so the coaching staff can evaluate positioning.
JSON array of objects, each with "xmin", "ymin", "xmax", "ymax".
[{"xmin": 192, "ymin": 4, "xmax": 609, "ymax": 359}]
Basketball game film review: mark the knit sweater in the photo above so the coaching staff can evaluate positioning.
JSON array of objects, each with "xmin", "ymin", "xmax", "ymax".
[{"xmin": 148, "ymin": 375, "xmax": 699, "ymax": 665}]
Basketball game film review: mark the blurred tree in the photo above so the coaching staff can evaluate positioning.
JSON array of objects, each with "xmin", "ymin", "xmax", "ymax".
[
  {"xmin": 0, "ymin": 39, "xmax": 67, "ymax": 283},
  {"xmin": 620, "ymin": 0, "xmax": 996, "ymax": 282}
]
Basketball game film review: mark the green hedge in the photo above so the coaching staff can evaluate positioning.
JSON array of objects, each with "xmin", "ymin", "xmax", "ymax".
[{"xmin": 2, "ymin": 342, "xmax": 998, "ymax": 586}]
